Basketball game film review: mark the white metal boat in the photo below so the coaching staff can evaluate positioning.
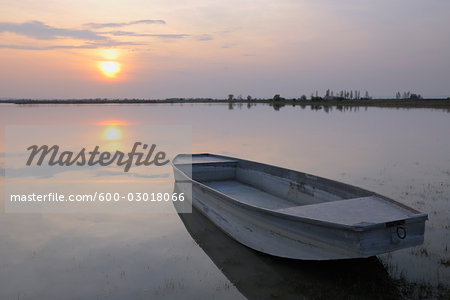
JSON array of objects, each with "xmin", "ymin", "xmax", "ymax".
[{"xmin": 172, "ymin": 153, "xmax": 427, "ymax": 260}]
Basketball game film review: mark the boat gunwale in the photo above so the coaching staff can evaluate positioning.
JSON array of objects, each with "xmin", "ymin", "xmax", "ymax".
[{"xmin": 172, "ymin": 154, "xmax": 428, "ymax": 231}]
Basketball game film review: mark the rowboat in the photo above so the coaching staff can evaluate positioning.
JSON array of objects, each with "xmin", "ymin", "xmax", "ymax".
[{"xmin": 172, "ymin": 153, "xmax": 427, "ymax": 260}]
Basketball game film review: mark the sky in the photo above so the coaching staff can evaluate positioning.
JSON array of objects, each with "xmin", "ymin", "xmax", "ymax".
[{"xmin": 0, "ymin": 0, "xmax": 449, "ymax": 99}]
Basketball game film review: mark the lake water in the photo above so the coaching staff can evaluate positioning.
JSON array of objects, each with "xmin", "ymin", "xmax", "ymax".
[{"xmin": 0, "ymin": 103, "xmax": 449, "ymax": 299}]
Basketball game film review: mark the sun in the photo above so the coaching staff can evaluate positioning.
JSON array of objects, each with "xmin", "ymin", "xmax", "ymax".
[
  {"xmin": 102, "ymin": 126, "xmax": 122, "ymax": 140},
  {"xmin": 98, "ymin": 61, "xmax": 121, "ymax": 78}
]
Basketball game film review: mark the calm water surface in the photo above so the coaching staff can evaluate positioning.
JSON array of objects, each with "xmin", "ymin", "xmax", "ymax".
[{"xmin": 0, "ymin": 103, "xmax": 449, "ymax": 299}]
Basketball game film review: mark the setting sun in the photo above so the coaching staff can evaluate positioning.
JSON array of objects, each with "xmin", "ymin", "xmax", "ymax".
[
  {"xmin": 98, "ymin": 61, "xmax": 121, "ymax": 78},
  {"xmin": 102, "ymin": 126, "xmax": 122, "ymax": 140}
]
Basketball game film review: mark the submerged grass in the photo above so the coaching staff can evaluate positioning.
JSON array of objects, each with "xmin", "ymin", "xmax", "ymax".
[{"xmin": 439, "ymin": 258, "xmax": 450, "ymax": 267}]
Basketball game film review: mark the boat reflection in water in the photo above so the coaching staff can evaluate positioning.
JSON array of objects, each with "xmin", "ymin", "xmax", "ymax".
[{"xmin": 173, "ymin": 183, "xmax": 400, "ymax": 299}]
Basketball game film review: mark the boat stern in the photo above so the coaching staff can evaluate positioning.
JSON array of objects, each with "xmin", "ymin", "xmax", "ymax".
[{"xmin": 355, "ymin": 214, "xmax": 428, "ymax": 257}]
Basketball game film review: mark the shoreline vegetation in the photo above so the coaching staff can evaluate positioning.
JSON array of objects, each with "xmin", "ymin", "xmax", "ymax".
[{"xmin": 1, "ymin": 98, "xmax": 450, "ymax": 109}]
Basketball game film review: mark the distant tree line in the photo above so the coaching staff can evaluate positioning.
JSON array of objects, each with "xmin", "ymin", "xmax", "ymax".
[
  {"xmin": 308, "ymin": 89, "xmax": 370, "ymax": 101},
  {"xmin": 227, "ymin": 89, "xmax": 426, "ymax": 102},
  {"xmin": 395, "ymin": 91, "xmax": 422, "ymax": 100}
]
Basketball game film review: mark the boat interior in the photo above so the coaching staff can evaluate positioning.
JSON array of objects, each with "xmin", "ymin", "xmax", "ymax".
[
  {"xmin": 174, "ymin": 154, "xmax": 416, "ymax": 225},
  {"xmin": 175, "ymin": 154, "xmax": 372, "ymax": 209}
]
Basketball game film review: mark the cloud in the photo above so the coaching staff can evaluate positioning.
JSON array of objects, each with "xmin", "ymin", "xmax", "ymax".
[
  {"xmin": 0, "ymin": 44, "xmax": 94, "ymax": 50},
  {"xmin": 196, "ymin": 34, "xmax": 213, "ymax": 41},
  {"xmin": 106, "ymin": 30, "xmax": 189, "ymax": 39},
  {"xmin": 85, "ymin": 19, "xmax": 166, "ymax": 29},
  {"xmin": 0, "ymin": 41, "xmax": 145, "ymax": 50},
  {"xmin": 221, "ymin": 43, "xmax": 237, "ymax": 49},
  {"xmin": 0, "ymin": 20, "xmax": 208, "ymax": 51},
  {"xmin": 92, "ymin": 40, "xmax": 146, "ymax": 47},
  {"xmin": 0, "ymin": 21, "xmax": 105, "ymax": 41}
]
